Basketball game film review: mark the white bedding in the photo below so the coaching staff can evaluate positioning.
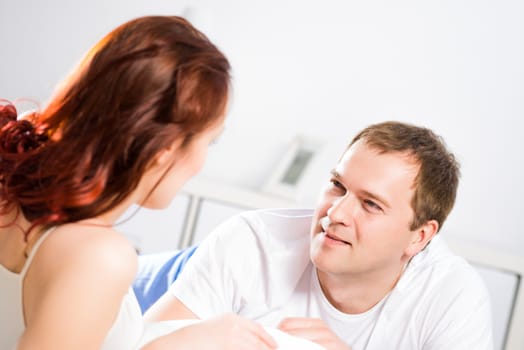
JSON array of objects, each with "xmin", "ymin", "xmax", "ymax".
[{"xmin": 139, "ymin": 319, "xmax": 324, "ymax": 349}]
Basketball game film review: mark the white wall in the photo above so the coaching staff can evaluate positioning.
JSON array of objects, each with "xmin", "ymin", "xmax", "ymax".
[{"xmin": 1, "ymin": 0, "xmax": 523, "ymax": 258}]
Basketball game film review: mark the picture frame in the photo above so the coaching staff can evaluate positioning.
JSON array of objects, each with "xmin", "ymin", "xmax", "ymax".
[{"xmin": 262, "ymin": 135, "xmax": 321, "ymax": 200}]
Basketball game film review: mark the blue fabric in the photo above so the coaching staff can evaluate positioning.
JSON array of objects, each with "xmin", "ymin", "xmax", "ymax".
[{"xmin": 133, "ymin": 245, "xmax": 198, "ymax": 314}]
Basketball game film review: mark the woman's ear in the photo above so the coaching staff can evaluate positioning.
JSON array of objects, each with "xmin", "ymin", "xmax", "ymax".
[
  {"xmin": 154, "ymin": 139, "xmax": 184, "ymax": 166},
  {"xmin": 405, "ymin": 219, "xmax": 439, "ymax": 258}
]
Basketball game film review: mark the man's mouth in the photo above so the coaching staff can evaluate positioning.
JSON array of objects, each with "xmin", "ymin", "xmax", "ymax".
[
  {"xmin": 325, "ymin": 232, "xmax": 351, "ymax": 245},
  {"xmin": 319, "ymin": 216, "xmax": 351, "ymax": 245}
]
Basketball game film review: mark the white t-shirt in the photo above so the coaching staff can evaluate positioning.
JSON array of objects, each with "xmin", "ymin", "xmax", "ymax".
[{"xmin": 171, "ymin": 208, "xmax": 493, "ymax": 350}]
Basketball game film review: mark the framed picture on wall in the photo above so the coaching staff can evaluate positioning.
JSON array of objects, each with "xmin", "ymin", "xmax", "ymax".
[{"xmin": 263, "ymin": 135, "xmax": 321, "ymax": 200}]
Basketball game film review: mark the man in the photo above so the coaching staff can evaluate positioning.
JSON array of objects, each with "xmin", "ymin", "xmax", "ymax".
[{"xmin": 145, "ymin": 121, "xmax": 493, "ymax": 350}]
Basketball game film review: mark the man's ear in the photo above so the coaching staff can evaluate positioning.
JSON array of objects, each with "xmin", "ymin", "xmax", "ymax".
[{"xmin": 405, "ymin": 219, "xmax": 439, "ymax": 258}]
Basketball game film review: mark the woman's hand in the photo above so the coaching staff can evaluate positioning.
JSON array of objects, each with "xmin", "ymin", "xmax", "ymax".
[{"xmin": 278, "ymin": 317, "xmax": 352, "ymax": 350}]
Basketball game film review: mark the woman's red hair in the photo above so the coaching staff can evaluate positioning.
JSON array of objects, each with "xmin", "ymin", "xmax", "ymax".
[{"xmin": 0, "ymin": 16, "xmax": 230, "ymax": 238}]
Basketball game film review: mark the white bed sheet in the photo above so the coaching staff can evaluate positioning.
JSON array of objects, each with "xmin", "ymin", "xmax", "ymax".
[{"xmin": 139, "ymin": 319, "xmax": 324, "ymax": 349}]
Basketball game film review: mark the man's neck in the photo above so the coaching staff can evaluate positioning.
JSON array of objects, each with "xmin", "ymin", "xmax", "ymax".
[{"xmin": 316, "ymin": 263, "xmax": 406, "ymax": 314}]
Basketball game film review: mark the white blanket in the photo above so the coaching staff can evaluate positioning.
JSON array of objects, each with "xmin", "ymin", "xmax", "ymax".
[{"xmin": 139, "ymin": 319, "xmax": 324, "ymax": 349}]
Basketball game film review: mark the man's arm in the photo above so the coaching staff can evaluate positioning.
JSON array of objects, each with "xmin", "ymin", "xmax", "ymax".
[
  {"xmin": 144, "ymin": 214, "xmax": 257, "ymax": 321},
  {"xmin": 144, "ymin": 294, "xmax": 197, "ymax": 321}
]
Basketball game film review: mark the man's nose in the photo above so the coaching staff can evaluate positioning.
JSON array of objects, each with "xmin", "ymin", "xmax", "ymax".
[{"xmin": 327, "ymin": 194, "xmax": 357, "ymax": 226}]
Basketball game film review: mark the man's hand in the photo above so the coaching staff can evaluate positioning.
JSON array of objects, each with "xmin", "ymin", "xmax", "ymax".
[{"xmin": 278, "ymin": 317, "xmax": 352, "ymax": 350}]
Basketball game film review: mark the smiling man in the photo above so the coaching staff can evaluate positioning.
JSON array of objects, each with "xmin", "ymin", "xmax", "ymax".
[{"xmin": 145, "ymin": 121, "xmax": 493, "ymax": 350}]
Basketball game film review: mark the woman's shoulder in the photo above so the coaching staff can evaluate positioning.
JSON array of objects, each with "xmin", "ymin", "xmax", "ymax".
[
  {"xmin": 30, "ymin": 224, "xmax": 138, "ymax": 287},
  {"xmin": 20, "ymin": 224, "xmax": 141, "ymax": 348}
]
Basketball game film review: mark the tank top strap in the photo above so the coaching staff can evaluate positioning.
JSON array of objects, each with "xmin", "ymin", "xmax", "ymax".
[{"xmin": 19, "ymin": 227, "xmax": 57, "ymax": 280}]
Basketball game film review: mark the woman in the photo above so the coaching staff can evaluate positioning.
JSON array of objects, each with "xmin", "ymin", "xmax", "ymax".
[{"xmin": 0, "ymin": 16, "xmax": 275, "ymax": 349}]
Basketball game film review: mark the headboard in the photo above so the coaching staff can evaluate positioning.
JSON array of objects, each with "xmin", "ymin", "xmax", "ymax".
[{"xmin": 119, "ymin": 177, "xmax": 524, "ymax": 350}]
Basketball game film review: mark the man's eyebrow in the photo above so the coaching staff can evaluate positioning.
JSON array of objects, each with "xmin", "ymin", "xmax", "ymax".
[
  {"xmin": 330, "ymin": 169, "xmax": 391, "ymax": 209},
  {"xmin": 361, "ymin": 190, "xmax": 391, "ymax": 209}
]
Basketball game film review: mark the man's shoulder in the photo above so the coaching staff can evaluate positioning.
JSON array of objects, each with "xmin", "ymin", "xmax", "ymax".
[
  {"xmin": 196, "ymin": 208, "xmax": 314, "ymax": 263},
  {"xmin": 398, "ymin": 235, "xmax": 489, "ymax": 301},
  {"xmin": 239, "ymin": 208, "xmax": 314, "ymax": 224},
  {"xmin": 211, "ymin": 208, "xmax": 314, "ymax": 243},
  {"xmin": 239, "ymin": 208, "xmax": 314, "ymax": 237},
  {"xmin": 388, "ymin": 236, "xmax": 493, "ymax": 348},
  {"xmin": 409, "ymin": 235, "xmax": 469, "ymax": 271}
]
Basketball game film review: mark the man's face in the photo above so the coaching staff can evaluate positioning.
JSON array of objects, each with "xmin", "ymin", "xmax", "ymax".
[{"xmin": 310, "ymin": 141, "xmax": 420, "ymax": 277}]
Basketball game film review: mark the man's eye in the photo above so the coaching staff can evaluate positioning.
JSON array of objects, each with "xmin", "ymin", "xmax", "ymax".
[
  {"xmin": 329, "ymin": 179, "xmax": 346, "ymax": 192},
  {"xmin": 363, "ymin": 199, "xmax": 382, "ymax": 212}
]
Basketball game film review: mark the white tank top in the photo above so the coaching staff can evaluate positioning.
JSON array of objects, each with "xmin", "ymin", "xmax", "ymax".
[{"xmin": 20, "ymin": 227, "xmax": 144, "ymax": 349}]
